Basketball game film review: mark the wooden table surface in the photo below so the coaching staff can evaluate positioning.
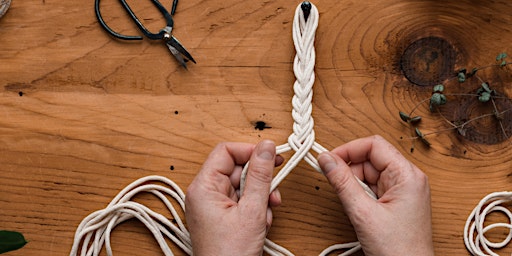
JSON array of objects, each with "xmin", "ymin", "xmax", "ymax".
[{"xmin": 1, "ymin": 0, "xmax": 512, "ymax": 255}]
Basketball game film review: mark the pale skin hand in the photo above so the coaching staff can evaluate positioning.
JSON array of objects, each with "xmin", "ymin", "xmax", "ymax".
[
  {"xmin": 185, "ymin": 140, "xmax": 282, "ymax": 256},
  {"xmin": 317, "ymin": 135, "xmax": 434, "ymax": 256}
]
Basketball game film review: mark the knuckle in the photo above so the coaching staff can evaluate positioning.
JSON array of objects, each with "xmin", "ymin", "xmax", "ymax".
[
  {"xmin": 372, "ymin": 134, "xmax": 384, "ymax": 141},
  {"xmin": 185, "ymin": 177, "xmax": 208, "ymax": 201},
  {"xmin": 213, "ymin": 142, "xmax": 229, "ymax": 152},
  {"xmin": 417, "ymin": 170, "xmax": 430, "ymax": 189},
  {"xmin": 248, "ymin": 163, "xmax": 273, "ymax": 183},
  {"xmin": 329, "ymin": 172, "xmax": 353, "ymax": 195}
]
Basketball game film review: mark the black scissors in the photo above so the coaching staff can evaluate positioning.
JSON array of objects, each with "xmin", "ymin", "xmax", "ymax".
[{"xmin": 95, "ymin": 0, "xmax": 196, "ymax": 68}]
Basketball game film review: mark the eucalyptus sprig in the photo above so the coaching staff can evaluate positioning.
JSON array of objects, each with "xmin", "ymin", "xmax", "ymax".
[
  {"xmin": 477, "ymin": 82, "xmax": 495, "ymax": 103},
  {"xmin": 430, "ymin": 84, "xmax": 447, "ymax": 112},
  {"xmin": 399, "ymin": 52, "xmax": 511, "ymax": 152},
  {"xmin": 496, "ymin": 52, "xmax": 508, "ymax": 67}
]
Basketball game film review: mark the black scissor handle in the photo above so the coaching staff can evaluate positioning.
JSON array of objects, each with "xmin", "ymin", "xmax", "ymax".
[
  {"xmin": 120, "ymin": 0, "xmax": 174, "ymax": 40},
  {"xmin": 95, "ymin": 0, "xmax": 142, "ymax": 40},
  {"xmin": 95, "ymin": 0, "xmax": 175, "ymax": 41}
]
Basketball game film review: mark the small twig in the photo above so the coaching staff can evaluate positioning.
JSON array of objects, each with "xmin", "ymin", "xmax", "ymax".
[
  {"xmin": 490, "ymin": 97, "xmax": 511, "ymax": 144},
  {"xmin": 408, "ymin": 97, "xmax": 432, "ymax": 117}
]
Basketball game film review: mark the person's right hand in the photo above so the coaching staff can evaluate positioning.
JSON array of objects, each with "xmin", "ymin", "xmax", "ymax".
[{"xmin": 317, "ymin": 135, "xmax": 434, "ymax": 256}]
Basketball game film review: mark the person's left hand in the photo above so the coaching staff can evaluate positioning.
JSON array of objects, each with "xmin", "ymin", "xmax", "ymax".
[{"xmin": 185, "ymin": 140, "xmax": 282, "ymax": 256}]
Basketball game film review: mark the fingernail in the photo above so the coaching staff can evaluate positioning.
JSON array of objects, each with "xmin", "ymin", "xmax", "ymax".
[
  {"xmin": 257, "ymin": 140, "xmax": 275, "ymax": 160},
  {"xmin": 318, "ymin": 153, "xmax": 337, "ymax": 174},
  {"xmin": 273, "ymin": 189, "xmax": 281, "ymax": 202}
]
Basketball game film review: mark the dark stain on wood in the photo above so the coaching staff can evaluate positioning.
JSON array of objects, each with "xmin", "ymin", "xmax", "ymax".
[{"xmin": 400, "ymin": 37, "xmax": 457, "ymax": 86}]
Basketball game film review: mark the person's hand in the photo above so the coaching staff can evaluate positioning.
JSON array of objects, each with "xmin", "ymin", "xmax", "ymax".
[
  {"xmin": 317, "ymin": 135, "xmax": 434, "ymax": 256},
  {"xmin": 185, "ymin": 140, "xmax": 282, "ymax": 256}
]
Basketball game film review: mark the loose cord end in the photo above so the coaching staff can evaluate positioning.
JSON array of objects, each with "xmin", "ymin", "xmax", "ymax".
[{"xmin": 301, "ymin": 1, "xmax": 312, "ymax": 22}]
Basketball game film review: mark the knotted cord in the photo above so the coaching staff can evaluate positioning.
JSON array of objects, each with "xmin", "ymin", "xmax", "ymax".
[
  {"xmin": 70, "ymin": 2, "xmax": 376, "ymax": 256},
  {"xmin": 464, "ymin": 191, "xmax": 512, "ymax": 256}
]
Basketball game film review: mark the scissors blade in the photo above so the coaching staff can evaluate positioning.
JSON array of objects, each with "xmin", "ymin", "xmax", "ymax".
[
  {"xmin": 166, "ymin": 36, "xmax": 196, "ymax": 64},
  {"xmin": 167, "ymin": 43, "xmax": 187, "ymax": 69}
]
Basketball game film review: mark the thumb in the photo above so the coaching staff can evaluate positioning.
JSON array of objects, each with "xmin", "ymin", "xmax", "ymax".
[
  {"xmin": 318, "ymin": 152, "xmax": 373, "ymax": 214},
  {"xmin": 240, "ymin": 140, "xmax": 275, "ymax": 210}
]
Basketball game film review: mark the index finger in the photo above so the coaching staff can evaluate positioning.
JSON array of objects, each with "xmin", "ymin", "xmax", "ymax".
[
  {"xmin": 199, "ymin": 142, "xmax": 256, "ymax": 177},
  {"xmin": 332, "ymin": 135, "xmax": 407, "ymax": 172}
]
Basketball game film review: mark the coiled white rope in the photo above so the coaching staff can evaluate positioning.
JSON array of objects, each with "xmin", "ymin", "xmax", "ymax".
[
  {"xmin": 464, "ymin": 191, "xmax": 512, "ymax": 256},
  {"xmin": 70, "ymin": 2, "xmax": 375, "ymax": 256},
  {"xmin": 69, "ymin": 175, "xmax": 192, "ymax": 256}
]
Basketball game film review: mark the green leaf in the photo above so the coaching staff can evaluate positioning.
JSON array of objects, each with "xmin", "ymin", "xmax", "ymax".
[
  {"xmin": 415, "ymin": 128, "xmax": 423, "ymax": 137},
  {"xmin": 439, "ymin": 94, "xmax": 447, "ymax": 105},
  {"xmin": 501, "ymin": 60, "xmax": 507, "ymax": 67},
  {"xmin": 481, "ymin": 82, "xmax": 491, "ymax": 93},
  {"xmin": 468, "ymin": 68, "xmax": 478, "ymax": 77},
  {"xmin": 410, "ymin": 116, "xmax": 422, "ymax": 124},
  {"xmin": 429, "ymin": 93, "xmax": 446, "ymax": 112},
  {"xmin": 415, "ymin": 128, "xmax": 431, "ymax": 147},
  {"xmin": 399, "ymin": 111, "xmax": 410, "ymax": 122},
  {"xmin": 430, "ymin": 93, "xmax": 441, "ymax": 106},
  {"xmin": 478, "ymin": 92, "xmax": 491, "ymax": 102},
  {"xmin": 496, "ymin": 52, "xmax": 507, "ymax": 61},
  {"xmin": 430, "ymin": 93, "xmax": 447, "ymax": 106},
  {"xmin": 457, "ymin": 72, "xmax": 466, "ymax": 83},
  {"xmin": 433, "ymin": 84, "xmax": 444, "ymax": 93},
  {"xmin": 0, "ymin": 230, "xmax": 27, "ymax": 254}
]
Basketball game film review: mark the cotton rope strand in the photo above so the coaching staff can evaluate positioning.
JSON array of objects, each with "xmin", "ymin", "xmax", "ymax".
[
  {"xmin": 464, "ymin": 191, "xmax": 512, "ymax": 256},
  {"xmin": 69, "ymin": 175, "xmax": 192, "ymax": 256},
  {"xmin": 70, "ymin": 2, "xmax": 376, "ymax": 256}
]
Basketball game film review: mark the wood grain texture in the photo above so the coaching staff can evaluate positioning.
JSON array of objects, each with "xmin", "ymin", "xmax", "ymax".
[{"xmin": 1, "ymin": 0, "xmax": 512, "ymax": 255}]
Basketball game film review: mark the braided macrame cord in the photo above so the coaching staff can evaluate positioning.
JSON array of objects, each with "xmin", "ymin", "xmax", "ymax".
[
  {"xmin": 240, "ymin": 3, "xmax": 376, "ymax": 255},
  {"xmin": 240, "ymin": 1, "xmax": 374, "ymax": 200}
]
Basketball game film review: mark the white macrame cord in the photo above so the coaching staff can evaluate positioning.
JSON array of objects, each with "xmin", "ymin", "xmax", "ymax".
[
  {"xmin": 464, "ymin": 191, "xmax": 512, "ymax": 256},
  {"xmin": 70, "ymin": 175, "xmax": 192, "ymax": 255},
  {"xmin": 70, "ymin": 3, "xmax": 376, "ymax": 256}
]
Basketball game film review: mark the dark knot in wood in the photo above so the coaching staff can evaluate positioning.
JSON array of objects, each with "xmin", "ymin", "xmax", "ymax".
[{"xmin": 400, "ymin": 37, "xmax": 457, "ymax": 86}]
